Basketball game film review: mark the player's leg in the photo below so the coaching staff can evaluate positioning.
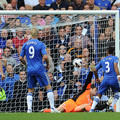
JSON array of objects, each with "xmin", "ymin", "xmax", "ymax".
[
  {"xmin": 38, "ymin": 72, "xmax": 60, "ymax": 113},
  {"xmin": 27, "ymin": 74, "xmax": 37, "ymax": 113},
  {"xmin": 45, "ymin": 84, "xmax": 56, "ymax": 111},
  {"xmin": 74, "ymin": 104, "xmax": 90, "ymax": 112},
  {"xmin": 43, "ymin": 105, "xmax": 64, "ymax": 113},
  {"xmin": 90, "ymin": 79, "xmax": 109, "ymax": 112},
  {"xmin": 27, "ymin": 88, "xmax": 34, "ymax": 113},
  {"xmin": 109, "ymin": 78, "xmax": 120, "ymax": 111}
]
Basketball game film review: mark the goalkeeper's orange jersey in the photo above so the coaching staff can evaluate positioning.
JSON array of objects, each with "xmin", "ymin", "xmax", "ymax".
[{"xmin": 76, "ymin": 89, "xmax": 93, "ymax": 106}]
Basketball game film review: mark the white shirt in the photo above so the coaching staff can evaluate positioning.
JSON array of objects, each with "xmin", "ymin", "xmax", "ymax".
[
  {"xmin": 114, "ymin": 0, "xmax": 120, "ymax": 4},
  {"xmin": 24, "ymin": 0, "xmax": 39, "ymax": 6}
]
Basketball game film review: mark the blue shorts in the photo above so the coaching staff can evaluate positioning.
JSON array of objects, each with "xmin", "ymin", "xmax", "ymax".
[
  {"xmin": 98, "ymin": 76, "xmax": 120, "ymax": 95},
  {"xmin": 27, "ymin": 72, "xmax": 51, "ymax": 88}
]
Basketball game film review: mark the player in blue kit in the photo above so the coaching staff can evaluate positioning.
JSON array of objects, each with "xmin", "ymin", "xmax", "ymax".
[
  {"xmin": 90, "ymin": 47, "xmax": 120, "ymax": 112},
  {"xmin": 19, "ymin": 28, "xmax": 60, "ymax": 113}
]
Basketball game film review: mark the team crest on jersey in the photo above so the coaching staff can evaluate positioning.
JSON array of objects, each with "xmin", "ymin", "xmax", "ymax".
[
  {"xmin": 105, "ymin": 4, "xmax": 108, "ymax": 6},
  {"xmin": 98, "ymin": 3, "xmax": 100, "ymax": 5},
  {"xmin": 26, "ymin": 20, "xmax": 28, "ymax": 22}
]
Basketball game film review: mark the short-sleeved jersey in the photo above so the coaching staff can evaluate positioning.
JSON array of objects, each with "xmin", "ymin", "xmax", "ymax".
[
  {"xmin": 20, "ymin": 39, "xmax": 47, "ymax": 74},
  {"xmin": 96, "ymin": 55, "xmax": 118, "ymax": 77}
]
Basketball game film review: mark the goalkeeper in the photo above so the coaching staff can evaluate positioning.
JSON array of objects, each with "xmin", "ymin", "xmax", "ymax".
[{"xmin": 43, "ymin": 63, "xmax": 113, "ymax": 113}]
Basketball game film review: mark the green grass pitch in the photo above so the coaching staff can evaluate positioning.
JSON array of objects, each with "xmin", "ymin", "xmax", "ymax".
[{"xmin": 0, "ymin": 112, "xmax": 120, "ymax": 120}]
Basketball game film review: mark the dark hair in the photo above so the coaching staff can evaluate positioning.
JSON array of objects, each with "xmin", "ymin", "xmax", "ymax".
[
  {"xmin": 91, "ymin": 84, "xmax": 97, "ymax": 90},
  {"xmin": 107, "ymin": 47, "xmax": 114, "ymax": 54},
  {"xmin": 3, "ymin": 47, "xmax": 11, "ymax": 51}
]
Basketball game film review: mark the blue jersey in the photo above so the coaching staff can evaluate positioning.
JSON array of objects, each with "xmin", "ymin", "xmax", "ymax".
[
  {"xmin": 96, "ymin": 55, "xmax": 118, "ymax": 77},
  {"xmin": 20, "ymin": 39, "xmax": 47, "ymax": 74},
  {"xmin": 94, "ymin": 0, "xmax": 111, "ymax": 10}
]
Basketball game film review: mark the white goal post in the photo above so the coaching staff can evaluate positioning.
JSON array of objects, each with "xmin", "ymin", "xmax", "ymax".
[{"xmin": 0, "ymin": 10, "xmax": 119, "ymax": 112}]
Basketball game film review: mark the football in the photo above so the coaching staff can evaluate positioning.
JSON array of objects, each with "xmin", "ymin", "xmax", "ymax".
[{"xmin": 73, "ymin": 58, "xmax": 82, "ymax": 68}]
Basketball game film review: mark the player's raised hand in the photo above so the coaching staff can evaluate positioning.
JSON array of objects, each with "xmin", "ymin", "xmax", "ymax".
[{"xmin": 96, "ymin": 78, "xmax": 100, "ymax": 84}]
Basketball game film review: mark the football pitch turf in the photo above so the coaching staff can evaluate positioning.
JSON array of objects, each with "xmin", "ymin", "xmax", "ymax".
[{"xmin": 0, "ymin": 112, "xmax": 120, "ymax": 120}]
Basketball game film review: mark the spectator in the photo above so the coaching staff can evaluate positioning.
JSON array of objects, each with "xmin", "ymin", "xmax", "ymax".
[
  {"xmin": 45, "ymin": 15, "xmax": 52, "ymax": 25},
  {"xmin": 107, "ymin": 18, "xmax": 115, "ymax": 33},
  {"xmin": 17, "ymin": 6, "xmax": 31, "ymax": 26},
  {"xmin": 111, "ymin": 5, "xmax": 117, "ymax": 10},
  {"xmin": 33, "ymin": 0, "xmax": 49, "ymax": 10},
  {"xmin": 36, "ymin": 15, "xmax": 46, "ymax": 26},
  {"xmin": 12, "ymin": 70, "xmax": 27, "ymax": 112},
  {"xmin": 54, "ymin": 60, "xmax": 66, "ymax": 84},
  {"xmin": 1, "ymin": 64, "xmax": 19, "ymax": 100},
  {"xmin": 113, "ymin": 0, "xmax": 120, "ymax": 7},
  {"xmin": 58, "ymin": 14, "xmax": 69, "ymax": 24},
  {"xmin": 14, "ymin": 57, "xmax": 26, "ymax": 74},
  {"xmin": 71, "ymin": 0, "xmax": 85, "ymax": 10},
  {"xmin": 0, "ymin": 16, "xmax": 5, "ymax": 29},
  {"xmin": 57, "ymin": 80, "xmax": 69, "ymax": 103},
  {"xmin": 73, "ymin": 57, "xmax": 89, "ymax": 85},
  {"xmin": 69, "ymin": 25, "xmax": 93, "ymax": 48},
  {"xmin": 0, "ymin": 58, "xmax": 5, "ymax": 81},
  {"xmin": 94, "ymin": 0, "xmax": 111, "ymax": 10},
  {"xmin": 67, "ymin": 38, "xmax": 83, "ymax": 60},
  {"xmin": 97, "ymin": 33, "xmax": 107, "ymax": 59},
  {"xmin": 43, "ymin": 26, "xmax": 55, "ymax": 51},
  {"xmin": 28, "ymin": 15, "xmax": 43, "ymax": 30},
  {"xmin": 50, "ymin": 0, "xmax": 69, "ymax": 10},
  {"xmin": 83, "ymin": 4, "xmax": 91, "ymax": 10},
  {"xmin": 64, "ymin": 53, "xmax": 72, "ymax": 62},
  {"xmin": 54, "ymin": 26, "xmax": 70, "ymax": 49},
  {"xmin": 24, "ymin": 0, "xmax": 39, "ymax": 10},
  {"xmin": 65, "ymin": 25, "xmax": 71, "ymax": 40},
  {"xmin": 10, "ymin": 0, "xmax": 17, "ymax": 10},
  {"xmin": 6, "ymin": 39, "xmax": 16, "ymax": 54},
  {"xmin": 12, "ymin": 45, "xmax": 22, "ymax": 65},
  {"xmin": 46, "ymin": 47, "xmax": 54, "ymax": 73},
  {"xmin": 12, "ymin": 28, "xmax": 28, "ymax": 49},
  {"xmin": 68, "ymin": 4, "xmax": 74, "ymax": 10},
  {"xmin": 45, "ymin": 0, "xmax": 56, "ymax": 6},
  {"xmin": 15, "ymin": 18, "xmax": 22, "ymax": 28},
  {"xmin": 38, "ymin": 29, "xmax": 44, "ymax": 42},
  {"xmin": 17, "ymin": 0, "xmax": 25, "ymax": 9},
  {"xmin": 86, "ymin": 0, "xmax": 100, "ymax": 10},
  {"xmin": 48, "ymin": 8, "xmax": 59, "ymax": 25},
  {"xmin": 105, "ymin": 27, "xmax": 112, "ymax": 42},
  {"xmin": 53, "ymin": 45, "xmax": 67, "ymax": 66},
  {"xmin": 82, "ymin": 47, "xmax": 92, "ymax": 63},
  {"xmin": 2, "ymin": 47, "xmax": 17, "ymax": 67},
  {"xmin": 0, "ymin": 29, "xmax": 8, "ymax": 49},
  {"xmin": 5, "ymin": 3, "xmax": 13, "ymax": 10},
  {"xmin": 3, "ymin": 18, "xmax": 16, "ymax": 29},
  {"xmin": 24, "ymin": 29, "xmax": 31, "ymax": 40},
  {"xmin": 0, "ymin": 0, "xmax": 8, "ymax": 10}
]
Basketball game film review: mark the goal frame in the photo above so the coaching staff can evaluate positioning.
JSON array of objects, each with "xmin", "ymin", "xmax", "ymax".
[{"xmin": 0, "ymin": 10, "xmax": 119, "ymax": 112}]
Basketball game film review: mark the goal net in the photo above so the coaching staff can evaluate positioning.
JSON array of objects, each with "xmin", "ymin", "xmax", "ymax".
[{"xmin": 0, "ymin": 10, "xmax": 119, "ymax": 112}]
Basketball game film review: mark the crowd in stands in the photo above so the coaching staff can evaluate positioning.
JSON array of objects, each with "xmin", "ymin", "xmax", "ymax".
[{"xmin": 0, "ymin": 0, "xmax": 119, "ymax": 112}]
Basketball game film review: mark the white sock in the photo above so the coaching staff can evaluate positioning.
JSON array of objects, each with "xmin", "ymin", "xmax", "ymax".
[
  {"xmin": 91, "ymin": 96, "xmax": 100, "ymax": 110},
  {"xmin": 111, "ymin": 92, "xmax": 120, "ymax": 107},
  {"xmin": 47, "ymin": 89, "xmax": 55, "ymax": 109},
  {"xmin": 27, "ymin": 92, "xmax": 33, "ymax": 111}
]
